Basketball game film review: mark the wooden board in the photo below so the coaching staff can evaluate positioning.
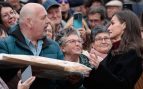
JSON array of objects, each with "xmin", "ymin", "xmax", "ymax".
[{"xmin": 0, "ymin": 54, "xmax": 91, "ymax": 79}]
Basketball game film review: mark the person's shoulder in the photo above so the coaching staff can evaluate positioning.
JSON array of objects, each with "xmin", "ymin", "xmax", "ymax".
[
  {"xmin": 0, "ymin": 35, "xmax": 14, "ymax": 42},
  {"xmin": 46, "ymin": 38, "xmax": 58, "ymax": 45},
  {"xmin": 0, "ymin": 36, "xmax": 15, "ymax": 50},
  {"xmin": 1, "ymin": 35, "xmax": 15, "ymax": 42},
  {"xmin": 45, "ymin": 38, "xmax": 60, "ymax": 48}
]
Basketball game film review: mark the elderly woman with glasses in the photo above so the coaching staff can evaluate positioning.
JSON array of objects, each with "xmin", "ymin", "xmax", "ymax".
[
  {"xmin": 56, "ymin": 27, "xmax": 91, "ymax": 89},
  {"xmin": 59, "ymin": 27, "xmax": 91, "ymax": 67},
  {"xmin": 87, "ymin": 25, "xmax": 112, "ymax": 66}
]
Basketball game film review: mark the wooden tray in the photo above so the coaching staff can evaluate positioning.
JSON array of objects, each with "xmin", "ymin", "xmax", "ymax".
[{"xmin": 0, "ymin": 54, "xmax": 91, "ymax": 79}]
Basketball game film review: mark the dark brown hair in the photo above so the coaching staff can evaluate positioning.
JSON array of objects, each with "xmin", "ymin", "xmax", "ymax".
[
  {"xmin": 113, "ymin": 10, "xmax": 143, "ymax": 58},
  {"xmin": 88, "ymin": 6, "xmax": 106, "ymax": 21}
]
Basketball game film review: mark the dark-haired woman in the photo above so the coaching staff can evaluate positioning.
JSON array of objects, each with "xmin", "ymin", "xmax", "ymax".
[
  {"xmin": 84, "ymin": 10, "xmax": 143, "ymax": 89},
  {"xmin": 0, "ymin": 2, "xmax": 18, "ymax": 37}
]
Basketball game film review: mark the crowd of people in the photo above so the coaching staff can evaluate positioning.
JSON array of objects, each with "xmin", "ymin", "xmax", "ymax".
[{"xmin": 0, "ymin": 0, "xmax": 143, "ymax": 89}]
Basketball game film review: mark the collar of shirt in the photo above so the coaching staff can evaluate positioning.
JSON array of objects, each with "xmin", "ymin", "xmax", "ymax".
[{"xmin": 24, "ymin": 35, "xmax": 43, "ymax": 56}]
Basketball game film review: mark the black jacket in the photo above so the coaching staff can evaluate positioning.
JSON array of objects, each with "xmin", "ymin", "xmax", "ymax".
[{"xmin": 83, "ymin": 49, "xmax": 142, "ymax": 89}]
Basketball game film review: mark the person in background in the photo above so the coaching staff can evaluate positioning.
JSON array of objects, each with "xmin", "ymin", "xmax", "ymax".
[
  {"xmin": 90, "ymin": 0, "xmax": 104, "ymax": 8},
  {"xmin": 43, "ymin": 0, "xmax": 66, "ymax": 36},
  {"xmin": 46, "ymin": 22, "xmax": 55, "ymax": 40},
  {"xmin": 123, "ymin": 0, "xmax": 143, "ymax": 17},
  {"xmin": 59, "ymin": 28, "xmax": 91, "ymax": 67},
  {"xmin": 78, "ymin": 0, "xmax": 92, "ymax": 19},
  {"xmin": 89, "ymin": 25, "xmax": 112, "ymax": 62},
  {"xmin": 106, "ymin": 0, "xmax": 123, "ymax": 20},
  {"xmin": 6, "ymin": 0, "xmax": 24, "ymax": 13},
  {"xmin": 0, "ymin": 2, "xmax": 18, "ymax": 36},
  {"xmin": 87, "ymin": 6, "xmax": 107, "ymax": 30},
  {"xmin": 57, "ymin": 28, "xmax": 91, "ymax": 89},
  {"xmin": 56, "ymin": 0, "xmax": 72, "ymax": 22},
  {"xmin": 83, "ymin": 10, "xmax": 143, "ymax": 89},
  {"xmin": 64, "ymin": 17, "xmax": 91, "ymax": 51}
]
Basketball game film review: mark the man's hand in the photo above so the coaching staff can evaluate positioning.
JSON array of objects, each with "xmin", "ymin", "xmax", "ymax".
[{"xmin": 18, "ymin": 76, "xmax": 35, "ymax": 89}]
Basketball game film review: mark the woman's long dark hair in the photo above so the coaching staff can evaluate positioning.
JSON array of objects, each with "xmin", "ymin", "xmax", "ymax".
[{"xmin": 113, "ymin": 10, "xmax": 143, "ymax": 58}]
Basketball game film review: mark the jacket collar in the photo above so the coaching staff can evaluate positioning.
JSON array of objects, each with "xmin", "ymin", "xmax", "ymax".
[
  {"xmin": 112, "ymin": 40, "xmax": 120, "ymax": 50},
  {"xmin": 10, "ymin": 24, "xmax": 51, "ymax": 48}
]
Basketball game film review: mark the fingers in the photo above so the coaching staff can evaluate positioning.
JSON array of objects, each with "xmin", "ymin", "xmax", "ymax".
[
  {"xmin": 18, "ymin": 80, "xmax": 22, "ymax": 86},
  {"xmin": 88, "ymin": 49, "xmax": 101, "ymax": 68},
  {"xmin": 89, "ymin": 59, "xmax": 98, "ymax": 68},
  {"xmin": 23, "ymin": 76, "xmax": 35, "ymax": 85},
  {"xmin": 88, "ymin": 51, "xmax": 97, "ymax": 63},
  {"xmin": 18, "ymin": 76, "xmax": 36, "ymax": 89}
]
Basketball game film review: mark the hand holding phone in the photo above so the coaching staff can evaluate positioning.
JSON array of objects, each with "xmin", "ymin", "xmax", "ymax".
[
  {"xmin": 18, "ymin": 76, "xmax": 35, "ymax": 89},
  {"xmin": 21, "ymin": 65, "xmax": 32, "ymax": 83}
]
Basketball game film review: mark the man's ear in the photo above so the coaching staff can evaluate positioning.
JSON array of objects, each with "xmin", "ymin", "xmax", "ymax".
[
  {"xmin": 122, "ymin": 22, "xmax": 126, "ymax": 30},
  {"xmin": 26, "ymin": 17, "xmax": 32, "ymax": 28}
]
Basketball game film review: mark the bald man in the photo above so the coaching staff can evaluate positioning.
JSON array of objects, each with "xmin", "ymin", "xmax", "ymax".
[{"xmin": 0, "ymin": 3, "xmax": 64, "ymax": 89}]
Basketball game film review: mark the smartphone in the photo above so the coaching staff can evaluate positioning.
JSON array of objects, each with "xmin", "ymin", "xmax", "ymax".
[
  {"xmin": 73, "ymin": 12, "xmax": 82, "ymax": 29},
  {"xmin": 21, "ymin": 65, "xmax": 32, "ymax": 83}
]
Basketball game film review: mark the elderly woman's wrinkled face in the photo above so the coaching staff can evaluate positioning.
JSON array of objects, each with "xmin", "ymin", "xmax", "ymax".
[
  {"xmin": 92, "ymin": 32, "xmax": 112, "ymax": 54},
  {"xmin": 61, "ymin": 34, "xmax": 83, "ymax": 55},
  {"xmin": 1, "ymin": 7, "xmax": 18, "ymax": 28}
]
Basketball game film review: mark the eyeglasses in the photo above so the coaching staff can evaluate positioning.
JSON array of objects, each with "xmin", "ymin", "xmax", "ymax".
[
  {"xmin": 64, "ymin": 39, "xmax": 83, "ymax": 44},
  {"xmin": 1, "ymin": 10, "xmax": 16, "ymax": 19},
  {"xmin": 95, "ymin": 37, "xmax": 110, "ymax": 42},
  {"xmin": 56, "ymin": 0, "xmax": 69, "ymax": 4}
]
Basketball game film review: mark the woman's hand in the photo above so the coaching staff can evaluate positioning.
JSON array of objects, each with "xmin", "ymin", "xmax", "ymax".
[
  {"xmin": 17, "ymin": 76, "xmax": 35, "ymax": 89},
  {"xmin": 88, "ymin": 48, "xmax": 102, "ymax": 68}
]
